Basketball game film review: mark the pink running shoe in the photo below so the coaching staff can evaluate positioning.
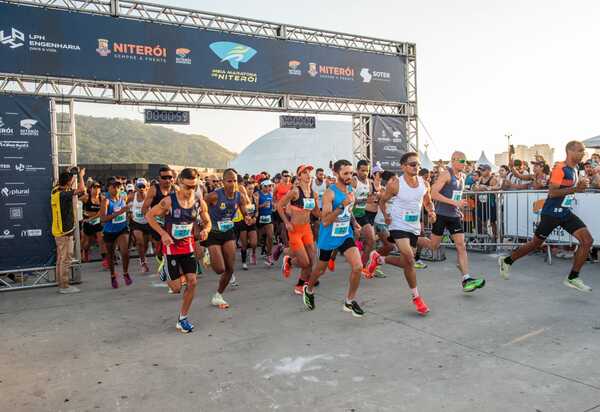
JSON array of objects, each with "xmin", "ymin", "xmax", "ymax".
[
  {"xmin": 365, "ymin": 250, "xmax": 381, "ymax": 277},
  {"xmin": 111, "ymin": 276, "xmax": 119, "ymax": 289},
  {"xmin": 123, "ymin": 273, "xmax": 133, "ymax": 286}
]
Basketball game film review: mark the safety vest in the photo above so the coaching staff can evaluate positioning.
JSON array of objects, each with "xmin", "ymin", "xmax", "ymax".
[{"xmin": 51, "ymin": 186, "xmax": 75, "ymax": 237}]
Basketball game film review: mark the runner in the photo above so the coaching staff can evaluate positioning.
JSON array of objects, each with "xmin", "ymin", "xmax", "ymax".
[
  {"xmin": 428, "ymin": 151, "xmax": 486, "ymax": 292},
  {"xmin": 142, "ymin": 166, "xmax": 176, "ymax": 273},
  {"xmin": 100, "ymin": 179, "xmax": 132, "ymax": 289},
  {"xmin": 311, "ymin": 167, "xmax": 327, "ymax": 240},
  {"xmin": 236, "ymin": 180, "xmax": 258, "ymax": 271},
  {"xmin": 80, "ymin": 181, "xmax": 105, "ymax": 264},
  {"xmin": 352, "ymin": 160, "xmax": 377, "ymax": 275},
  {"xmin": 255, "ymin": 179, "xmax": 275, "ymax": 266},
  {"xmin": 278, "ymin": 165, "xmax": 320, "ymax": 295},
  {"xmin": 127, "ymin": 178, "xmax": 151, "ymax": 273},
  {"xmin": 271, "ymin": 170, "xmax": 293, "ymax": 261},
  {"xmin": 499, "ymin": 141, "xmax": 594, "ymax": 291},
  {"xmin": 146, "ymin": 168, "xmax": 210, "ymax": 333},
  {"xmin": 204, "ymin": 168, "xmax": 252, "ymax": 308},
  {"xmin": 302, "ymin": 159, "xmax": 365, "ymax": 317},
  {"xmin": 365, "ymin": 153, "xmax": 437, "ymax": 315}
]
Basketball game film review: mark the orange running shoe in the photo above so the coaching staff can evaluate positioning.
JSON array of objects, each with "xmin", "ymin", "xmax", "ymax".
[
  {"xmin": 362, "ymin": 268, "xmax": 374, "ymax": 279},
  {"xmin": 282, "ymin": 255, "xmax": 292, "ymax": 278},
  {"xmin": 365, "ymin": 251, "xmax": 381, "ymax": 277},
  {"xmin": 328, "ymin": 259, "xmax": 336, "ymax": 272},
  {"xmin": 412, "ymin": 296, "xmax": 430, "ymax": 316}
]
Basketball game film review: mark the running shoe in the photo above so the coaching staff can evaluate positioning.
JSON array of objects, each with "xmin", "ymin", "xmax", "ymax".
[
  {"xmin": 328, "ymin": 259, "xmax": 336, "ymax": 272},
  {"xmin": 362, "ymin": 268, "xmax": 374, "ymax": 279},
  {"xmin": 414, "ymin": 260, "xmax": 428, "ymax": 269},
  {"xmin": 111, "ymin": 276, "xmax": 119, "ymax": 289},
  {"xmin": 294, "ymin": 284, "xmax": 304, "ymax": 295},
  {"xmin": 176, "ymin": 318, "xmax": 194, "ymax": 333},
  {"xmin": 242, "ymin": 263, "xmax": 249, "ymax": 271},
  {"xmin": 155, "ymin": 254, "xmax": 164, "ymax": 265},
  {"xmin": 374, "ymin": 268, "xmax": 387, "ymax": 278},
  {"xmin": 251, "ymin": 251, "xmax": 257, "ymax": 265},
  {"xmin": 168, "ymin": 287, "xmax": 180, "ymax": 294},
  {"xmin": 343, "ymin": 301, "xmax": 364, "ymax": 318},
  {"xmin": 303, "ymin": 285, "xmax": 315, "ymax": 310},
  {"xmin": 264, "ymin": 256, "xmax": 274, "ymax": 266},
  {"xmin": 196, "ymin": 261, "xmax": 203, "ymax": 275},
  {"xmin": 498, "ymin": 256, "xmax": 511, "ymax": 280},
  {"xmin": 123, "ymin": 273, "xmax": 133, "ymax": 286},
  {"xmin": 157, "ymin": 256, "xmax": 165, "ymax": 276},
  {"xmin": 365, "ymin": 250, "xmax": 381, "ymax": 277},
  {"xmin": 230, "ymin": 275, "xmax": 239, "ymax": 287},
  {"xmin": 462, "ymin": 277, "xmax": 486, "ymax": 292},
  {"xmin": 282, "ymin": 255, "xmax": 292, "ymax": 278},
  {"xmin": 141, "ymin": 260, "xmax": 150, "ymax": 273},
  {"xmin": 159, "ymin": 264, "xmax": 167, "ymax": 282},
  {"xmin": 272, "ymin": 243, "xmax": 283, "ymax": 261},
  {"xmin": 211, "ymin": 292, "xmax": 230, "ymax": 309},
  {"xmin": 563, "ymin": 277, "xmax": 592, "ymax": 292},
  {"xmin": 58, "ymin": 285, "xmax": 81, "ymax": 294},
  {"xmin": 412, "ymin": 296, "xmax": 429, "ymax": 315}
]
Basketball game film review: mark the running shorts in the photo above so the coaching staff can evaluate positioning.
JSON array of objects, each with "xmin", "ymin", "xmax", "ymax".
[
  {"xmin": 288, "ymin": 223, "xmax": 314, "ymax": 251},
  {"xmin": 82, "ymin": 222, "xmax": 103, "ymax": 237},
  {"xmin": 318, "ymin": 237, "xmax": 356, "ymax": 262},
  {"xmin": 388, "ymin": 230, "xmax": 419, "ymax": 248},
  {"xmin": 130, "ymin": 221, "xmax": 151, "ymax": 234},
  {"xmin": 235, "ymin": 220, "xmax": 257, "ymax": 233},
  {"xmin": 356, "ymin": 210, "xmax": 377, "ymax": 227},
  {"xmin": 201, "ymin": 229, "xmax": 236, "ymax": 247},
  {"xmin": 431, "ymin": 215, "xmax": 463, "ymax": 236},
  {"xmin": 103, "ymin": 228, "xmax": 129, "ymax": 244},
  {"xmin": 535, "ymin": 213, "xmax": 586, "ymax": 240},
  {"xmin": 163, "ymin": 253, "xmax": 196, "ymax": 281}
]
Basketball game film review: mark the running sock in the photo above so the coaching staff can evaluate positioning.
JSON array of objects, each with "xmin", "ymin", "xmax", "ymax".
[
  {"xmin": 179, "ymin": 314, "xmax": 187, "ymax": 321},
  {"xmin": 411, "ymin": 287, "xmax": 419, "ymax": 299},
  {"xmin": 568, "ymin": 270, "xmax": 579, "ymax": 280},
  {"xmin": 345, "ymin": 299, "xmax": 352, "ymax": 305},
  {"xmin": 462, "ymin": 274, "xmax": 472, "ymax": 281},
  {"xmin": 504, "ymin": 256, "xmax": 514, "ymax": 265},
  {"xmin": 241, "ymin": 249, "xmax": 247, "ymax": 263}
]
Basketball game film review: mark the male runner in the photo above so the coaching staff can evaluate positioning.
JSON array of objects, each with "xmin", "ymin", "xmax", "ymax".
[
  {"xmin": 271, "ymin": 170, "xmax": 293, "ymax": 261},
  {"xmin": 303, "ymin": 159, "xmax": 365, "ymax": 317},
  {"xmin": 237, "ymin": 180, "xmax": 258, "ymax": 270},
  {"xmin": 255, "ymin": 179, "xmax": 275, "ymax": 266},
  {"xmin": 352, "ymin": 160, "xmax": 377, "ymax": 272},
  {"xmin": 366, "ymin": 153, "xmax": 436, "ymax": 315},
  {"xmin": 128, "ymin": 178, "xmax": 151, "ymax": 272},
  {"xmin": 142, "ymin": 166, "xmax": 176, "ymax": 272},
  {"xmin": 204, "ymin": 169, "xmax": 252, "ymax": 308},
  {"xmin": 428, "ymin": 151, "xmax": 486, "ymax": 293},
  {"xmin": 311, "ymin": 167, "xmax": 327, "ymax": 240},
  {"xmin": 499, "ymin": 141, "xmax": 594, "ymax": 291},
  {"xmin": 278, "ymin": 165, "xmax": 320, "ymax": 295},
  {"xmin": 147, "ymin": 168, "xmax": 210, "ymax": 333}
]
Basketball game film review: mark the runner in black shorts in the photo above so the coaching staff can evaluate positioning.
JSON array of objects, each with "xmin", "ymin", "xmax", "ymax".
[{"xmin": 499, "ymin": 141, "xmax": 594, "ymax": 292}]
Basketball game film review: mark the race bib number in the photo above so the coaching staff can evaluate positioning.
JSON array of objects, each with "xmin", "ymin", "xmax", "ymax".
[
  {"xmin": 134, "ymin": 209, "xmax": 145, "ymax": 220},
  {"xmin": 452, "ymin": 190, "xmax": 463, "ymax": 202},
  {"xmin": 155, "ymin": 216, "xmax": 165, "ymax": 226},
  {"xmin": 112, "ymin": 212, "xmax": 126, "ymax": 224},
  {"xmin": 303, "ymin": 198, "xmax": 316, "ymax": 210},
  {"xmin": 217, "ymin": 219, "xmax": 234, "ymax": 232},
  {"xmin": 402, "ymin": 211, "xmax": 420, "ymax": 223},
  {"xmin": 478, "ymin": 195, "xmax": 488, "ymax": 203},
  {"xmin": 171, "ymin": 223, "xmax": 193, "ymax": 239},
  {"xmin": 259, "ymin": 215, "xmax": 272, "ymax": 224},
  {"xmin": 246, "ymin": 204, "xmax": 256, "ymax": 215},
  {"xmin": 331, "ymin": 220, "xmax": 350, "ymax": 237},
  {"xmin": 561, "ymin": 194, "xmax": 574, "ymax": 208},
  {"xmin": 89, "ymin": 217, "xmax": 101, "ymax": 225}
]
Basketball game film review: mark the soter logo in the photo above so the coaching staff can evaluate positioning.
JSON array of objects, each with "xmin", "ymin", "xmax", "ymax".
[{"xmin": 209, "ymin": 42, "xmax": 257, "ymax": 69}]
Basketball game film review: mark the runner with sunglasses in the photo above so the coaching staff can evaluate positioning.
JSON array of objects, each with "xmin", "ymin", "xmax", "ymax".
[
  {"xmin": 81, "ymin": 181, "xmax": 105, "ymax": 263},
  {"xmin": 127, "ymin": 178, "xmax": 151, "ymax": 273},
  {"xmin": 204, "ymin": 168, "xmax": 253, "ymax": 309},
  {"xmin": 428, "ymin": 151, "xmax": 486, "ymax": 293},
  {"xmin": 142, "ymin": 166, "xmax": 176, "ymax": 273},
  {"xmin": 146, "ymin": 168, "xmax": 210, "ymax": 333}
]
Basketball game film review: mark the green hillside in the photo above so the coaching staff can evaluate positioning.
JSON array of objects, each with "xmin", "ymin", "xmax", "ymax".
[{"xmin": 74, "ymin": 115, "xmax": 236, "ymax": 168}]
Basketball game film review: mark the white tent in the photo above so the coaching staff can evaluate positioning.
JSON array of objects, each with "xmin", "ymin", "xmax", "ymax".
[
  {"xmin": 476, "ymin": 150, "xmax": 494, "ymax": 167},
  {"xmin": 583, "ymin": 135, "xmax": 600, "ymax": 148},
  {"xmin": 419, "ymin": 150, "xmax": 434, "ymax": 171}
]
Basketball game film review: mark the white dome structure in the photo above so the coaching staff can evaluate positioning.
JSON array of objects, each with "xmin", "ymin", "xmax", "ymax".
[
  {"xmin": 230, "ymin": 120, "xmax": 353, "ymax": 175},
  {"xmin": 419, "ymin": 150, "xmax": 434, "ymax": 171},
  {"xmin": 476, "ymin": 151, "xmax": 493, "ymax": 167}
]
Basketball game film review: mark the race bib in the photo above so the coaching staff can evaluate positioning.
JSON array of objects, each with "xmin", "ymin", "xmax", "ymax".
[
  {"xmin": 246, "ymin": 204, "xmax": 256, "ymax": 215},
  {"xmin": 259, "ymin": 215, "xmax": 272, "ymax": 224},
  {"xmin": 561, "ymin": 194, "xmax": 575, "ymax": 208},
  {"xmin": 331, "ymin": 220, "xmax": 350, "ymax": 237},
  {"xmin": 112, "ymin": 212, "xmax": 126, "ymax": 224},
  {"xmin": 452, "ymin": 190, "xmax": 463, "ymax": 202},
  {"xmin": 155, "ymin": 216, "xmax": 165, "ymax": 226},
  {"xmin": 89, "ymin": 217, "xmax": 101, "ymax": 225},
  {"xmin": 402, "ymin": 211, "xmax": 420, "ymax": 223},
  {"xmin": 134, "ymin": 209, "xmax": 145, "ymax": 220},
  {"xmin": 303, "ymin": 198, "xmax": 316, "ymax": 210},
  {"xmin": 171, "ymin": 223, "xmax": 193, "ymax": 239},
  {"xmin": 217, "ymin": 219, "xmax": 234, "ymax": 232},
  {"xmin": 478, "ymin": 194, "xmax": 488, "ymax": 203}
]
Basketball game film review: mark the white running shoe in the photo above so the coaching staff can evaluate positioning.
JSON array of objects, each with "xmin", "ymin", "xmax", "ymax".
[
  {"xmin": 498, "ymin": 256, "xmax": 511, "ymax": 280},
  {"xmin": 58, "ymin": 285, "xmax": 81, "ymax": 294},
  {"xmin": 563, "ymin": 277, "xmax": 592, "ymax": 292},
  {"xmin": 211, "ymin": 292, "xmax": 230, "ymax": 308},
  {"xmin": 242, "ymin": 263, "xmax": 248, "ymax": 271},
  {"xmin": 230, "ymin": 274, "xmax": 239, "ymax": 287}
]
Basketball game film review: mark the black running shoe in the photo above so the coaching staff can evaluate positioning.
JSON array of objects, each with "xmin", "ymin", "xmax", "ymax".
[
  {"xmin": 343, "ymin": 301, "xmax": 364, "ymax": 317},
  {"xmin": 303, "ymin": 285, "xmax": 315, "ymax": 311}
]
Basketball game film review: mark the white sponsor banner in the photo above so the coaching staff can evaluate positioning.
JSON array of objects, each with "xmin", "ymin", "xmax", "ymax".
[{"xmin": 503, "ymin": 191, "xmax": 600, "ymax": 246}]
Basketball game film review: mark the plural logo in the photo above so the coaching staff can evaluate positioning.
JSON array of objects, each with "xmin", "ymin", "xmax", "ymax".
[
  {"xmin": 288, "ymin": 60, "xmax": 301, "ymax": 76},
  {"xmin": 1, "ymin": 186, "xmax": 30, "ymax": 197},
  {"xmin": 0, "ymin": 28, "xmax": 25, "ymax": 49},
  {"xmin": 209, "ymin": 42, "xmax": 257, "ymax": 69},
  {"xmin": 96, "ymin": 38, "xmax": 111, "ymax": 56},
  {"xmin": 175, "ymin": 48, "xmax": 192, "ymax": 65}
]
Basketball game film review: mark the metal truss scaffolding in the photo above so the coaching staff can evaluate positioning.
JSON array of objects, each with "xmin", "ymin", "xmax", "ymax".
[{"xmin": 352, "ymin": 115, "xmax": 372, "ymax": 163}]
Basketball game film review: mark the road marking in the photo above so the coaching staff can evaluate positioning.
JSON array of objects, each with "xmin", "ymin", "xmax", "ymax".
[{"xmin": 505, "ymin": 328, "xmax": 547, "ymax": 345}]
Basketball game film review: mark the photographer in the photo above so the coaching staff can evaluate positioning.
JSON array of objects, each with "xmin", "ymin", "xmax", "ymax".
[{"xmin": 51, "ymin": 166, "xmax": 86, "ymax": 294}]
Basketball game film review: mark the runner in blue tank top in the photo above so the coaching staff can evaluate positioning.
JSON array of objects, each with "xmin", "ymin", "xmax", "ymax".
[
  {"xmin": 302, "ymin": 159, "xmax": 366, "ymax": 318},
  {"xmin": 100, "ymin": 178, "xmax": 131, "ymax": 289},
  {"xmin": 203, "ymin": 168, "xmax": 253, "ymax": 309},
  {"xmin": 147, "ymin": 168, "xmax": 211, "ymax": 333},
  {"xmin": 429, "ymin": 151, "xmax": 486, "ymax": 293},
  {"xmin": 254, "ymin": 179, "xmax": 275, "ymax": 266}
]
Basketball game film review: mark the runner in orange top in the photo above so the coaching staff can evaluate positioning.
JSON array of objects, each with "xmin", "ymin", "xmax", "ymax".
[
  {"xmin": 271, "ymin": 171, "xmax": 293, "ymax": 261},
  {"xmin": 277, "ymin": 165, "xmax": 320, "ymax": 295}
]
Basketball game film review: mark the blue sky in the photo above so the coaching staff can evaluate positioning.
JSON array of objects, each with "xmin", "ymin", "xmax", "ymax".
[{"xmin": 77, "ymin": 0, "xmax": 600, "ymax": 159}]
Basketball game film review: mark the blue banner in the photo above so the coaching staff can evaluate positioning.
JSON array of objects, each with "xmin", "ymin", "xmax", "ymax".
[
  {"xmin": 0, "ymin": 3, "xmax": 407, "ymax": 103},
  {"xmin": 0, "ymin": 95, "xmax": 54, "ymax": 271},
  {"xmin": 372, "ymin": 115, "xmax": 408, "ymax": 175}
]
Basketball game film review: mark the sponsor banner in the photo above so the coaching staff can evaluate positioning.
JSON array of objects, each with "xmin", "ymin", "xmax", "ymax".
[
  {"xmin": 0, "ymin": 95, "xmax": 55, "ymax": 271},
  {"xmin": 502, "ymin": 191, "xmax": 600, "ymax": 246},
  {"xmin": 0, "ymin": 3, "xmax": 407, "ymax": 103},
  {"xmin": 371, "ymin": 115, "xmax": 408, "ymax": 175}
]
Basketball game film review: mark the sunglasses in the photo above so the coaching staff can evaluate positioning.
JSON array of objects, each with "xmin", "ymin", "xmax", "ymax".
[
  {"xmin": 92, "ymin": 184, "xmax": 101, "ymax": 188},
  {"xmin": 282, "ymin": 174, "xmax": 290, "ymax": 178},
  {"xmin": 406, "ymin": 161, "xmax": 420, "ymax": 167},
  {"xmin": 456, "ymin": 159, "xmax": 467, "ymax": 164},
  {"xmin": 160, "ymin": 175, "xmax": 173, "ymax": 180},
  {"xmin": 137, "ymin": 184, "xmax": 147, "ymax": 189}
]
